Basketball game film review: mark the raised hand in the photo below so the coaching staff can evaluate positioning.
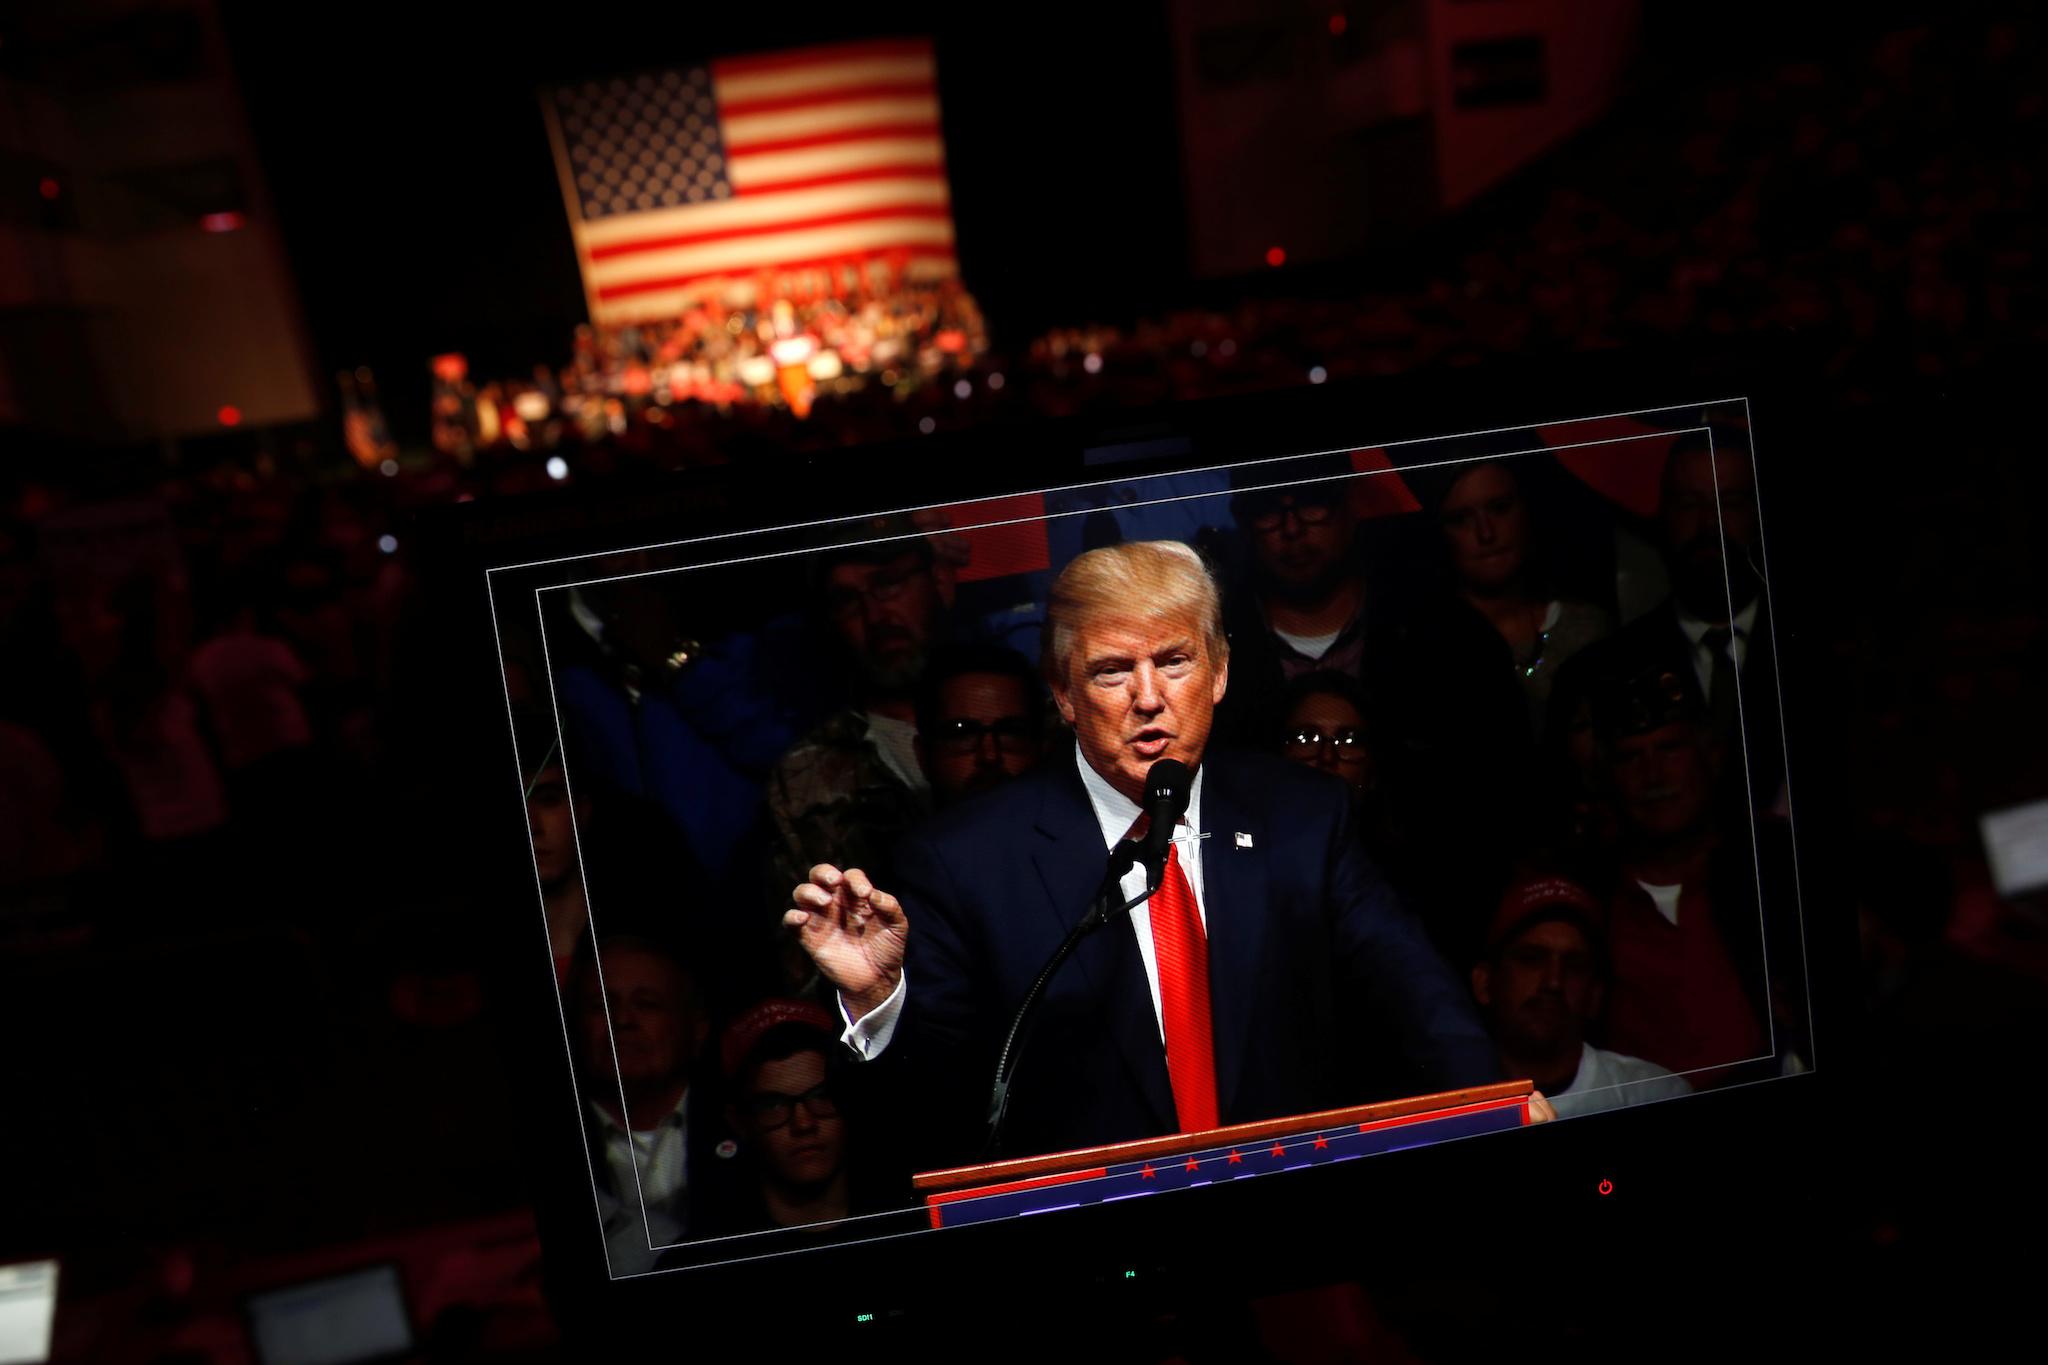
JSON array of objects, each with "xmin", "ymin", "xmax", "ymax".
[{"xmin": 785, "ymin": 864, "xmax": 909, "ymax": 1018}]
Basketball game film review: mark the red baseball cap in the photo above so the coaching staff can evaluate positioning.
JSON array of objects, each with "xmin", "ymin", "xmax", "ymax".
[
  {"xmin": 1485, "ymin": 875, "xmax": 1605, "ymax": 955},
  {"xmin": 720, "ymin": 998, "xmax": 836, "ymax": 1084}
]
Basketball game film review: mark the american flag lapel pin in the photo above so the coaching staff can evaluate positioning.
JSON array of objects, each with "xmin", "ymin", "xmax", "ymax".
[{"xmin": 1235, "ymin": 831, "xmax": 1253, "ymax": 849}]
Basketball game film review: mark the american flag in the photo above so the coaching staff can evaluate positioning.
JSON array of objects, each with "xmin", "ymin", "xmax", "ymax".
[{"xmin": 543, "ymin": 37, "xmax": 957, "ymax": 325}]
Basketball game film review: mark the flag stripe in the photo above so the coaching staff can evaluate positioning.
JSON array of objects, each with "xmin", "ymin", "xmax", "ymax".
[
  {"xmin": 712, "ymin": 53, "xmax": 934, "ymax": 103},
  {"xmin": 726, "ymin": 137, "xmax": 944, "ymax": 187},
  {"xmin": 592, "ymin": 216, "xmax": 956, "ymax": 294},
  {"xmin": 723, "ymin": 119, "xmax": 942, "ymax": 160},
  {"xmin": 733, "ymin": 161, "xmax": 949, "ymax": 197},
  {"xmin": 712, "ymin": 37, "xmax": 932, "ymax": 80},
  {"xmin": 595, "ymin": 244, "xmax": 957, "ymax": 307},
  {"xmin": 721, "ymin": 95, "xmax": 940, "ymax": 148},
  {"xmin": 592, "ymin": 252, "xmax": 956, "ymax": 324},
  {"xmin": 578, "ymin": 177, "xmax": 949, "ymax": 251},
  {"xmin": 588, "ymin": 201, "xmax": 953, "ymax": 262},
  {"xmin": 719, "ymin": 77, "xmax": 935, "ymax": 119}
]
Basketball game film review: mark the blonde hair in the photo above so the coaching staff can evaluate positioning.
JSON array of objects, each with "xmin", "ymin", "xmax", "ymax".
[{"xmin": 1043, "ymin": 540, "xmax": 1228, "ymax": 686}]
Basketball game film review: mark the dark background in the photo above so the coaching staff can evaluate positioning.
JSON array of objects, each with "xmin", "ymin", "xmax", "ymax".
[{"xmin": 2, "ymin": 0, "xmax": 2044, "ymax": 1359}]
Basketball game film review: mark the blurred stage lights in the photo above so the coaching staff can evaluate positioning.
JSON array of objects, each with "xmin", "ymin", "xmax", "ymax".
[
  {"xmin": 1082, "ymin": 352, "xmax": 1103, "ymax": 374},
  {"xmin": 1265, "ymin": 246, "xmax": 1287, "ymax": 267},
  {"xmin": 200, "ymin": 211, "xmax": 245, "ymax": 233},
  {"xmin": 918, "ymin": 416, "xmax": 936, "ymax": 434},
  {"xmin": 987, "ymin": 371, "xmax": 1005, "ymax": 390},
  {"xmin": 217, "ymin": 404, "xmax": 242, "ymax": 426},
  {"xmin": 379, "ymin": 459, "xmax": 399, "ymax": 477},
  {"xmin": 1218, "ymin": 338, "xmax": 1237, "ymax": 356},
  {"xmin": 1308, "ymin": 366, "xmax": 1328, "ymax": 384},
  {"xmin": 546, "ymin": 456, "xmax": 570, "ymax": 480},
  {"xmin": 953, "ymin": 379, "xmax": 972, "ymax": 399},
  {"xmin": 38, "ymin": 177, "xmax": 60, "ymax": 200},
  {"xmin": 378, "ymin": 534, "xmax": 398, "ymax": 554}
]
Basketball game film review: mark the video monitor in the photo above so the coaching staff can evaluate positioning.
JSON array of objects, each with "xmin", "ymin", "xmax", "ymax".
[
  {"xmin": 456, "ymin": 367, "xmax": 1831, "ymax": 1328},
  {"xmin": 244, "ymin": 1264, "xmax": 413, "ymax": 1365}
]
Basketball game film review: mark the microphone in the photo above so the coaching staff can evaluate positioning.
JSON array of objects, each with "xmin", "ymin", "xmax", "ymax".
[{"xmin": 1136, "ymin": 758, "xmax": 1193, "ymax": 892}]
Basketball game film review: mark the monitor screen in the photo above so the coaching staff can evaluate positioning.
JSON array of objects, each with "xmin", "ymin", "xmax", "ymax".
[
  {"xmin": 245, "ymin": 1265, "xmax": 413, "ymax": 1365},
  {"xmin": 0, "ymin": 1261, "xmax": 58, "ymax": 1365},
  {"xmin": 470, "ymin": 381, "xmax": 1821, "ymax": 1296}
]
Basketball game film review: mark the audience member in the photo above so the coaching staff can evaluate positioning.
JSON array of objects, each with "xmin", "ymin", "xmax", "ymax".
[
  {"xmin": 713, "ymin": 1000, "xmax": 865, "ymax": 1234},
  {"xmin": 572, "ymin": 935, "xmax": 716, "ymax": 1274},
  {"xmin": 1427, "ymin": 459, "xmax": 1615, "ymax": 734},
  {"xmin": 911, "ymin": 642, "xmax": 1048, "ymax": 806},
  {"xmin": 86, "ymin": 575, "xmax": 230, "ymax": 871},
  {"xmin": 188, "ymin": 587, "xmax": 316, "ymax": 824},
  {"xmin": 1470, "ymin": 875, "xmax": 1691, "ymax": 1117},
  {"xmin": 1554, "ymin": 430, "xmax": 1783, "ymax": 808},
  {"xmin": 765, "ymin": 521, "xmax": 953, "ymax": 915},
  {"xmin": 523, "ymin": 734, "xmax": 591, "ymax": 983},
  {"xmin": 1277, "ymin": 669, "xmax": 1376, "ymax": 799},
  {"xmin": 1219, "ymin": 462, "xmax": 1534, "ymax": 962},
  {"xmin": 1587, "ymin": 666, "xmax": 1772, "ymax": 1083}
]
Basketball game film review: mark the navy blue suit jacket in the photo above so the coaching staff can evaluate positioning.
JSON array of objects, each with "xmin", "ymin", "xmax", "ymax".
[{"xmin": 887, "ymin": 745, "xmax": 1501, "ymax": 1165}]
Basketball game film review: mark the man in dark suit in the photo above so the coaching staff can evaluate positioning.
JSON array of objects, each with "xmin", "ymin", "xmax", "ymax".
[
  {"xmin": 1551, "ymin": 428, "xmax": 1785, "ymax": 811},
  {"xmin": 788, "ymin": 540, "xmax": 1548, "ymax": 1167}
]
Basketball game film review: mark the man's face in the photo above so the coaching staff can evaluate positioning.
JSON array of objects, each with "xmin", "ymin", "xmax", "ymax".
[
  {"xmin": 823, "ymin": 553, "xmax": 941, "ymax": 690},
  {"xmin": 1659, "ymin": 446, "xmax": 1758, "ymax": 612},
  {"xmin": 1283, "ymin": 691, "xmax": 1373, "ymax": 795},
  {"xmin": 743, "ymin": 1049, "xmax": 846, "ymax": 1190},
  {"xmin": 1608, "ymin": 722, "xmax": 1715, "ymax": 840},
  {"xmin": 1052, "ymin": 610, "xmax": 1228, "ymax": 802},
  {"xmin": 1438, "ymin": 463, "xmax": 1528, "ymax": 592},
  {"xmin": 920, "ymin": 672, "xmax": 1043, "ymax": 801},
  {"xmin": 578, "ymin": 948, "xmax": 697, "ymax": 1094},
  {"xmin": 1247, "ymin": 489, "xmax": 1357, "ymax": 604},
  {"xmin": 1474, "ymin": 919, "xmax": 1600, "ymax": 1058},
  {"xmin": 526, "ymin": 766, "xmax": 583, "ymax": 887}
]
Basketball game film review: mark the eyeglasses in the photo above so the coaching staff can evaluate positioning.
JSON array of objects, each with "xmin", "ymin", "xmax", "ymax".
[
  {"xmin": 1284, "ymin": 726, "xmax": 1369, "ymax": 760},
  {"xmin": 742, "ymin": 1083, "xmax": 838, "ymax": 1130},
  {"xmin": 824, "ymin": 562, "xmax": 925, "ymax": 620},
  {"xmin": 932, "ymin": 716, "xmax": 1039, "ymax": 755},
  {"xmin": 1247, "ymin": 495, "xmax": 1340, "ymax": 532}
]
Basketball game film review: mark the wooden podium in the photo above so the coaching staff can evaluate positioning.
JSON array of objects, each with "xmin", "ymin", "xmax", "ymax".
[{"xmin": 912, "ymin": 1082, "xmax": 1534, "ymax": 1229}]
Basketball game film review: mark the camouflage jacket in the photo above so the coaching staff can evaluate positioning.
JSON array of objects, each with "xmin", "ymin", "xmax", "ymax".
[{"xmin": 765, "ymin": 708, "xmax": 933, "ymax": 911}]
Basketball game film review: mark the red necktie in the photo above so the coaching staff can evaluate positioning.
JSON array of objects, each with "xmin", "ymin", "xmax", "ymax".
[{"xmin": 1146, "ymin": 833, "xmax": 1218, "ymax": 1133}]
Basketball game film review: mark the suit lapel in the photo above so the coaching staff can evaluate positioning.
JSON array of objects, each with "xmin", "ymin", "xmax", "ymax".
[
  {"xmin": 1028, "ymin": 750, "xmax": 1176, "ymax": 1132},
  {"xmin": 1198, "ymin": 753, "xmax": 1269, "ymax": 1122}
]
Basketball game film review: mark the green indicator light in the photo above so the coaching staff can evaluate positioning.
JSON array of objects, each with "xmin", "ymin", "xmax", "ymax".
[
  {"xmin": 856, "ymin": 1313, "xmax": 875, "ymax": 1323},
  {"xmin": 1124, "ymin": 1270, "xmax": 1137, "ymax": 1279}
]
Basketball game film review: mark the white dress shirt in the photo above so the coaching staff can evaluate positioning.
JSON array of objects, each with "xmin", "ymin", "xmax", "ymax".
[
  {"xmin": 1673, "ymin": 597, "xmax": 1759, "ymax": 703},
  {"xmin": 840, "ymin": 742, "xmax": 1210, "ymax": 1057},
  {"xmin": 591, "ymin": 1089, "xmax": 690, "ymax": 1211}
]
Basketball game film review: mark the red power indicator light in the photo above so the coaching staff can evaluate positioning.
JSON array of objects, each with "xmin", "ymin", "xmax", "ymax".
[{"xmin": 1598, "ymin": 1179, "xmax": 1614, "ymax": 1196}]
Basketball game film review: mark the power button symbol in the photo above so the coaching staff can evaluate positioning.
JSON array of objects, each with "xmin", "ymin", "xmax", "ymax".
[{"xmin": 1597, "ymin": 1179, "xmax": 1614, "ymax": 1197}]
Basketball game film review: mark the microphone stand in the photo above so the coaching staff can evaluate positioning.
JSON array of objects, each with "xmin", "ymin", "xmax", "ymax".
[{"xmin": 983, "ymin": 839, "xmax": 1158, "ymax": 1158}]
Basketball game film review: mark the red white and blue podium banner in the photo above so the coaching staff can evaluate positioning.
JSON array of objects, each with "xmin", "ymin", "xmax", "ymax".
[{"xmin": 919, "ymin": 1085, "xmax": 1533, "ymax": 1230}]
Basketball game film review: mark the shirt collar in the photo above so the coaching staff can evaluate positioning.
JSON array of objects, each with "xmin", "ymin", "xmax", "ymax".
[
  {"xmin": 1675, "ymin": 596, "xmax": 1759, "ymax": 647},
  {"xmin": 591, "ymin": 1087, "xmax": 689, "ymax": 1139},
  {"xmin": 1072, "ymin": 738, "xmax": 1205, "ymax": 852}
]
